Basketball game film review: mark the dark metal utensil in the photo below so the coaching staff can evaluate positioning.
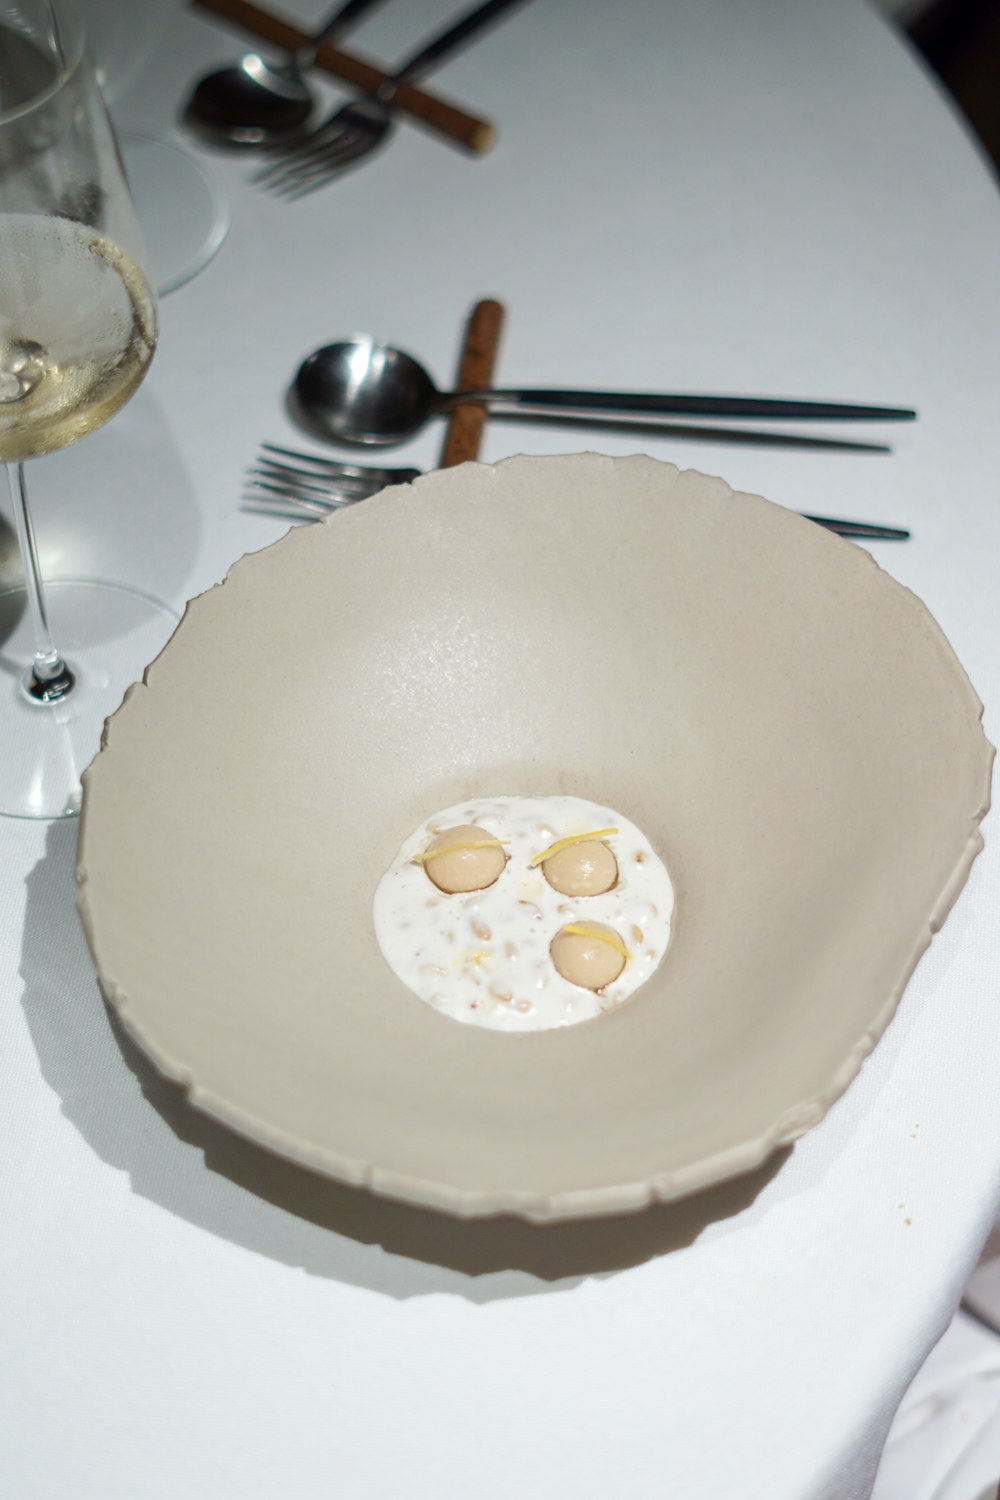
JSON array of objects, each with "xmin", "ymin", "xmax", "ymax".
[{"xmin": 292, "ymin": 337, "xmax": 917, "ymax": 447}]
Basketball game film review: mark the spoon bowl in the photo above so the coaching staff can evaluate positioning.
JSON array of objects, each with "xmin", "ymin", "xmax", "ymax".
[
  {"xmin": 294, "ymin": 339, "xmax": 444, "ymax": 445},
  {"xmin": 186, "ymin": 54, "xmax": 312, "ymax": 146}
]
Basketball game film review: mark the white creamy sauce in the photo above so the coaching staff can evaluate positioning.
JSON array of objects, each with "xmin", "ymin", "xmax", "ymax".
[{"xmin": 373, "ymin": 795, "xmax": 674, "ymax": 1032}]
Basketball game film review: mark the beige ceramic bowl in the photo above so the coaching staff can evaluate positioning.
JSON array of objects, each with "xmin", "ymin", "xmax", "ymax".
[{"xmin": 77, "ymin": 455, "xmax": 993, "ymax": 1220}]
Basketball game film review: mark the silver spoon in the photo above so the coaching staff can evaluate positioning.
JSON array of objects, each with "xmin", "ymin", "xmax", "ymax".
[
  {"xmin": 185, "ymin": 0, "xmax": 384, "ymax": 146},
  {"xmin": 292, "ymin": 338, "xmax": 918, "ymax": 447}
]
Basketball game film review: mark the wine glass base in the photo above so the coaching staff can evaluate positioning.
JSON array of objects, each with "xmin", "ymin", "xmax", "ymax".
[
  {"xmin": 119, "ymin": 133, "xmax": 230, "ymax": 297},
  {"xmin": 0, "ymin": 578, "xmax": 179, "ymax": 819}
]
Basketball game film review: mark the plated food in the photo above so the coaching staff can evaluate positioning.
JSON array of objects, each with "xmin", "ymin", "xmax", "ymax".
[
  {"xmin": 76, "ymin": 455, "xmax": 992, "ymax": 1219},
  {"xmin": 373, "ymin": 794, "xmax": 675, "ymax": 1031}
]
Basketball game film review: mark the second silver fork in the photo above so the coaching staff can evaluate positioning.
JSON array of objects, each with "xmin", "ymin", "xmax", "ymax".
[
  {"xmin": 254, "ymin": 0, "xmax": 529, "ymax": 199},
  {"xmin": 244, "ymin": 443, "xmax": 419, "ymax": 517}
]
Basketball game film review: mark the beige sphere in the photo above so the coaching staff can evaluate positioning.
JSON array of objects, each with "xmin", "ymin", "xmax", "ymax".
[
  {"xmin": 542, "ymin": 839, "xmax": 618, "ymax": 897},
  {"xmin": 421, "ymin": 824, "xmax": 506, "ymax": 894},
  {"xmin": 550, "ymin": 922, "xmax": 627, "ymax": 991}
]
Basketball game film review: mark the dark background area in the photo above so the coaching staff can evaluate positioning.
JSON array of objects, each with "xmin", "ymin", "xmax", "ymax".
[{"xmin": 909, "ymin": 0, "xmax": 1000, "ymax": 170}]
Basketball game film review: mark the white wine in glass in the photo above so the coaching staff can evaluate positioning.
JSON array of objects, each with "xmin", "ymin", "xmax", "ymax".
[
  {"xmin": 0, "ymin": 0, "xmax": 178, "ymax": 818},
  {"xmin": 0, "ymin": 214, "xmax": 156, "ymax": 457}
]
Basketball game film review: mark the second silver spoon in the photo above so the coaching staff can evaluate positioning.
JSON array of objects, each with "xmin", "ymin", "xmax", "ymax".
[{"xmin": 185, "ymin": 0, "xmax": 384, "ymax": 146}]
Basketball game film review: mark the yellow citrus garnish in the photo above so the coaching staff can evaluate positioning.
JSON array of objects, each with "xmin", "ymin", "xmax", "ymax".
[
  {"xmin": 560, "ymin": 923, "xmax": 632, "ymax": 962},
  {"xmin": 529, "ymin": 828, "xmax": 618, "ymax": 868},
  {"xmin": 412, "ymin": 838, "xmax": 510, "ymax": 864}
]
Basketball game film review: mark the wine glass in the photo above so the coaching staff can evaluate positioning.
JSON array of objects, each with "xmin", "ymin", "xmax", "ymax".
[{"xmin": 0, "ymin": 0, "xmax": 178, "ymax": 818}]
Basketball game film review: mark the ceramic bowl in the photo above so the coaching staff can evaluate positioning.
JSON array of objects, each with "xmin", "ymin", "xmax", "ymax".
[{"xmin": 77, "ymin": 454, "xmax": 993, "ymax": 1219}]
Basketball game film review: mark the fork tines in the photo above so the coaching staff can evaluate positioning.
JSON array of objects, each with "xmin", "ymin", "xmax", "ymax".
[
  {"xmin": 243, "ymin": 444, "xmax": 420, "ymax": 518},
  {"xmin": 253, "ymin": 118, "xmax": 374, "ymax": 199}
]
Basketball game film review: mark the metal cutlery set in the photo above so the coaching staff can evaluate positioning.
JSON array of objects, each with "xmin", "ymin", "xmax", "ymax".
[
  {"xmin": 241, "ymin": 296, "xmax": 913, "ymax": 540},
  {"xmin": 252, "ymin": 0, "xmax": 526, "ymax": 197},
  {"xmin": 188, "ymin": 0, "xmax": 524, "ymax": 193},
  {"xmin": 187, "ymin": 3, "xmax": 916, "ymax": 536}
]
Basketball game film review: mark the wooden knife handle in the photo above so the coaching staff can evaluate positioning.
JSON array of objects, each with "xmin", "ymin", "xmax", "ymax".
[
  {"xmin": 191, "ymin": 0, "xmax": 496, "ymax": 153},
  {"xmin": 440, "ymin": 298, "xmax": 506, "ymax": 468}
]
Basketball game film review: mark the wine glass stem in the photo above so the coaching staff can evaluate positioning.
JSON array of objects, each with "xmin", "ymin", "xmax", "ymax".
[{"xmin": 4, "ymin": 462, "xmax": 75, "ymax": 701}]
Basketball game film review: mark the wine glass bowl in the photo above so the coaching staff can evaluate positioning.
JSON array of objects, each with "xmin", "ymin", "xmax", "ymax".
[
  {"xmin": 0, "ymin": 0, "xmax": 178, "ymax": 817},
  {"xmin": 0, "ymin": 219, "xmax": 156, "ymax": 458},
  {"xmin": 0, "ymin": 7, "xmax": 156, "ymax": 463}
]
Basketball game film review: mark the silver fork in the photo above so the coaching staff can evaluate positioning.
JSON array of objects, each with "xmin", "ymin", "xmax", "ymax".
[
  {"xmin": 254, "ymin": 0, "xmax": 528, "ymax": 199},
  {"xmin": 243, "ymin": 443, "xmax": 418, "ymax": 517},
  {"xmin": 243, "ymin": 443, "xmax": 911, "ymax": 540}
]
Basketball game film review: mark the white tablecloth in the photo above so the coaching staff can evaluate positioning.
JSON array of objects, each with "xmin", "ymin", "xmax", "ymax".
[
  {"xmin": 873, "ymin": 1308, "xmax": 1000, "ymax": 1500},
  {"xmin": 3, "ymin": 2, "xmax": 1000, "ymax": 1495}
]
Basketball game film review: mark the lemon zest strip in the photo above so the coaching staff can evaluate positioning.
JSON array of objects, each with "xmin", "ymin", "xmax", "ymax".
[
  {"xmin": 529, "ymin": 828, "xmax": 618, "ymax": 868},
  {"xmin": 412, "ymin": 838, "xmax": 510, "ymax": 864},
  {"xmin": 560, "ymin": 923, "xmax": 632, "ymax": 962}
]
